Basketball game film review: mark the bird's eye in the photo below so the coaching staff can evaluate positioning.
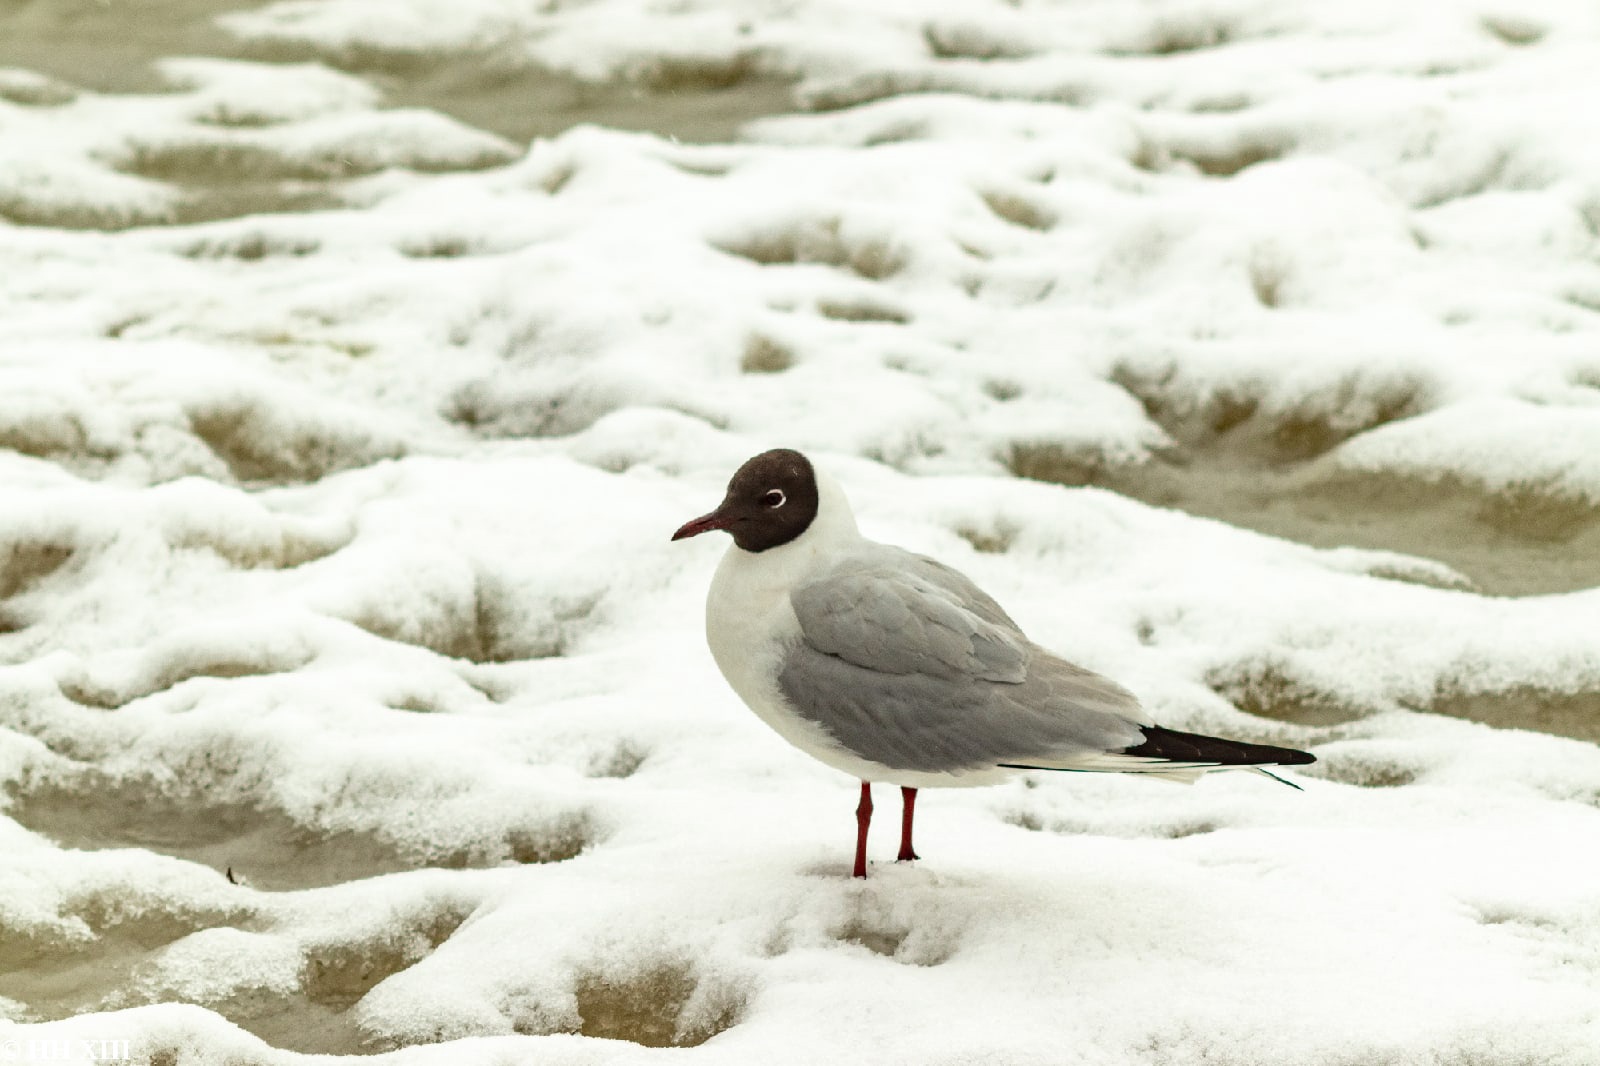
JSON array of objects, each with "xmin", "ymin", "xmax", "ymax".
[{"xmin": 762, "ymin": 489, "xmax": 786, "ymax": 509}]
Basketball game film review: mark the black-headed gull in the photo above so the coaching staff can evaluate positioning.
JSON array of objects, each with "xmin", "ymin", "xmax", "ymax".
[{"xmin": 673, "ymin": 449, "xmax": 1314, "ymax": 877}]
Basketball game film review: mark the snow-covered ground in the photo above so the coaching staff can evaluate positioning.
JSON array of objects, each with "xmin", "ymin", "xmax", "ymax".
[{"xmin": 4, "ymin": 1, "xmax": 1600, "ymax": 1063}]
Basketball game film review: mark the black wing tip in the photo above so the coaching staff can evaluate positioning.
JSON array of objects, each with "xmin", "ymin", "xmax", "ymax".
[{"xmin": 1122, "ymin": 725, "xmax": 1316, "ymax": 767}]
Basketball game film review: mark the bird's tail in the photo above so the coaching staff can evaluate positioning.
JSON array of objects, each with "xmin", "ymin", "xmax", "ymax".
[
  {"xmin": 1121, "ymin": 724, "xmax": 1314, "ymax": 789},
  {"xmin": 999, "ymin": 725, "xmax": 1314, "ymax": 787}
]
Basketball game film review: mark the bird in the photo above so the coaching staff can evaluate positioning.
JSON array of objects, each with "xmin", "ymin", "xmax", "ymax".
[{"xmin": 672, "ymin": 448, "xmax": 1314, "ymax": 878}]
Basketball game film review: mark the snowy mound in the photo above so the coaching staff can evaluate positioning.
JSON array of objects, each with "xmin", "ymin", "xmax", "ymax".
[{"xmin": 3, "ymin": 1, "xmax": 1600, "ymax": 1064}]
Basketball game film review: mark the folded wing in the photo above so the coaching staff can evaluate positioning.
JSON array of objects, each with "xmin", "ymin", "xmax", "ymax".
[{"xmin": 778, "ymin": 550, "xmax": 1150, "ymax": 774}]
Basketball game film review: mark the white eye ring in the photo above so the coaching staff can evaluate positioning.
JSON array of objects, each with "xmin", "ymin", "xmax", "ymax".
[{"xmin": 762, "ymin": 489, "xmax": 786, "ymax": 509}]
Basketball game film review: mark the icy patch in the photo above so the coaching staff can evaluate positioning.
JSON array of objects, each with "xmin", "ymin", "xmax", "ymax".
[
  {"xmin": 0, "ymin": 58, "xmax": 515, "ymax": 229},
  {"xmin": 0, "ymin": 68, "xmax": 77, "ymax": 107}
]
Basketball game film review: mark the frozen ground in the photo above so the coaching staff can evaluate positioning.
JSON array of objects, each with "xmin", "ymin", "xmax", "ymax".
[{"xmin": 3, "ymin": 0, "xmax": 1600, "ymax": 1063}]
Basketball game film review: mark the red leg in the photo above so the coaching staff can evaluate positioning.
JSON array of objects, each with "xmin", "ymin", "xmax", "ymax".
[
  {"xmin": 853, "ymin": 781, "xmax": 872, "ymax": 879},
  {"xmin": 897, "ymin": 786, "xmax": 920, "ymax": 862}
]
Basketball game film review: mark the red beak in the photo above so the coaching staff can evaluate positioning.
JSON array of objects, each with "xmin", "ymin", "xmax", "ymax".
[{"xmin": 672, "ymin": 507, "xmax": 733, "ymax": 541}]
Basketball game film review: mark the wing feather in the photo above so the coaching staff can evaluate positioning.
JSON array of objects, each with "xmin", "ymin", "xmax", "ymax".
[{"xmin": 778, "ymin": 549, "xmax": 1147, "ymax": 774}]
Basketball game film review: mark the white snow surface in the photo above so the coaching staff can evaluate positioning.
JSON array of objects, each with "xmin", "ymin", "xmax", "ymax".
[{"xmin": 3, "ymin": 0, "xmax": 1600, "ymax": 1063}]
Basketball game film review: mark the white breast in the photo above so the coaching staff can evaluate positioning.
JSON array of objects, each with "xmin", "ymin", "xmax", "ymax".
[{"xmin": 703, "ymin": 486, "xmax": 868, "ymax": 776}]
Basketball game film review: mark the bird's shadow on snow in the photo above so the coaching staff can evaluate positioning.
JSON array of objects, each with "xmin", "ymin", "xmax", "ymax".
[
  {"xmin": 765, "ymin": 820, "xmax": 1309, "ymax": 979},
  {"xmin": 775, "ymin": 860, "xmax": 977, "ymax": 967}
]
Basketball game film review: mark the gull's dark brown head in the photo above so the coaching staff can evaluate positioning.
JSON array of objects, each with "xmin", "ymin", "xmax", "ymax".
[{"xmin": 671, "ymin": 448, "xmax": 820, "ymax": 553}]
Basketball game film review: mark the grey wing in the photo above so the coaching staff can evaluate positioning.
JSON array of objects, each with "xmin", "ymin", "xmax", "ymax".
[
  {"xmin": 790, "ymin": 552, "xmax": 1028, "ymax": 683},
  {"xmin": 906, "ymin": 555, "xmax": 1026, "ymax": 636},
  {"xmin": 779, "ymin": 552, "xmax": 1148, "ymax": 774}
]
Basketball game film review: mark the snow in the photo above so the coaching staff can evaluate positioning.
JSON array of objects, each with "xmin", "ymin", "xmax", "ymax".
[{"xmin": 4, "ymin": 0, "xmax": 1600, "ymax": 1063}]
